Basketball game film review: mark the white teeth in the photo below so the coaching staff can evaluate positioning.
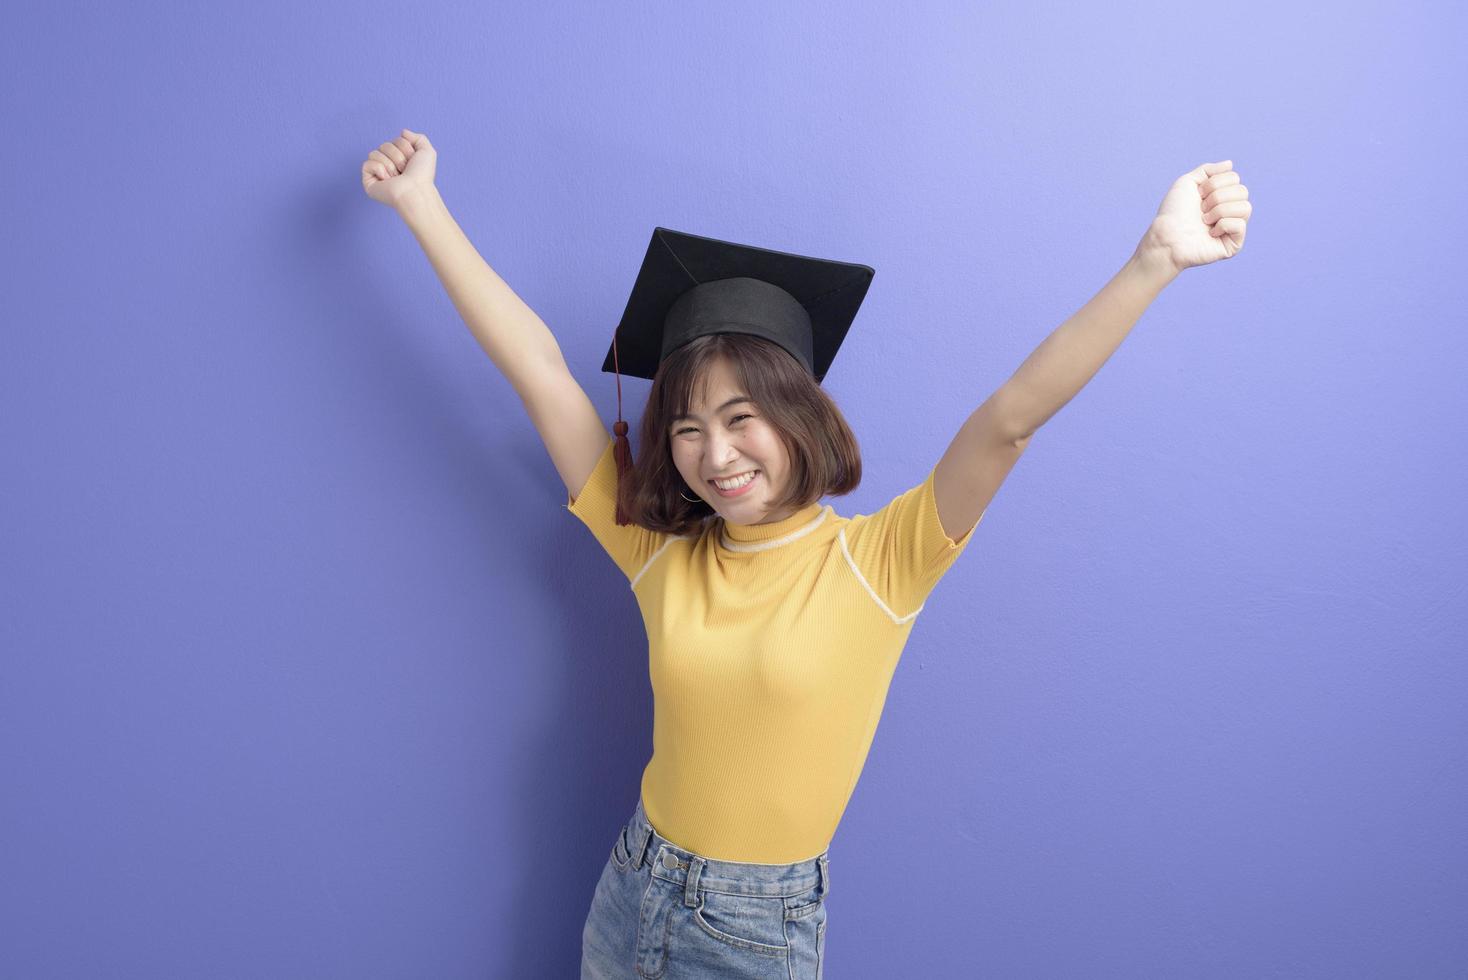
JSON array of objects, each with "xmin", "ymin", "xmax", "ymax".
[{"xmin": 713, "ymin": 471, "xmax": 757, "ymax": 490}]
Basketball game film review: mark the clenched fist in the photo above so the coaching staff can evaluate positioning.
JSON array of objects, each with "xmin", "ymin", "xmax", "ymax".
[{"xmin": 361, "ymin": 129, "xmax": 438, "ymax": 210}]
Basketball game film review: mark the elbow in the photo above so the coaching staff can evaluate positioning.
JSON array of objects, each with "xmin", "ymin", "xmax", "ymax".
[{"xmin": 992, "ymin": 387, "xmax": 1038, "ymax": 446}]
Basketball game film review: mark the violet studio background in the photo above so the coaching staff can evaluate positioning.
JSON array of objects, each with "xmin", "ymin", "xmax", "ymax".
[{"xmin": 3, "ymin": 1, "xmax": 1464, "ymax": 977}]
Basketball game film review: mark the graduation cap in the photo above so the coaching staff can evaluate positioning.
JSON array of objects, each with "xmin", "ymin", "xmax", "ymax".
[{"xmin": 603, "ymin": 226, "xmax": 876, "ymax": 523}]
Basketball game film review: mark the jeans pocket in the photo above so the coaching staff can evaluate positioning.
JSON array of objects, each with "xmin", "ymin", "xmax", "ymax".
[
  {"xmin": 782, "ymin": 897, "xmax": 827, "ymax": 980},
  {"xmin": 692, "ymin": 890, "xmax": 790, "ymax": 955}
]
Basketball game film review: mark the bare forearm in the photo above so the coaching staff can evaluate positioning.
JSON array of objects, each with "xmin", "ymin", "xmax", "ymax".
[
  {"xmin": 395, "ymin": 185, "xmax": 566, "ymax": 394},
  {"xmin": 999, "ymin": 247, "xmax": 1177, "ymax": 441}
]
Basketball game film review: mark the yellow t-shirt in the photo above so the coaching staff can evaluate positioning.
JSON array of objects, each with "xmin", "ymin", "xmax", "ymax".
[{"xmin": 566, "ymin": 434, "xmax": 983, "ymax": 863}]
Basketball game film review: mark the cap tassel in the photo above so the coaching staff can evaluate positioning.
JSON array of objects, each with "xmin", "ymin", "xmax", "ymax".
[{"xmin": 611, "ymin": 328, "xmax": 633, "ymax": 526}]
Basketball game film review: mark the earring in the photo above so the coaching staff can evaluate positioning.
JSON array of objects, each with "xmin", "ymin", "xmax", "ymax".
[{"xmin": 680, "ymin": 487, "xmax": 701, "ymax": 502}]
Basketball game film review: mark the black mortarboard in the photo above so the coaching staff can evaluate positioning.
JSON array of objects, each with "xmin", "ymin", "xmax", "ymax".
[{"xmin": 602, "ymin": 226, "xmax": 876, "ymax": 523}]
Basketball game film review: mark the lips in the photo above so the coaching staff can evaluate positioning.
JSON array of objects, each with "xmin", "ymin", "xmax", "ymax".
[
  {"xmin": 709, "ymin": 469, "xmax": 758, "ymax": 485},
  {"xmin": 709, "ymin": 470, "xmax": 760, "ymax": 497}
]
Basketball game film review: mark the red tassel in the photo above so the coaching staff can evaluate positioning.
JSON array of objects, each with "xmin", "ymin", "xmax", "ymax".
[
  {"xmin": 612, "ymin": 419, "xmax": 632, "ymax": 526},
  {"xmin": 611, "ymin": 326, "xmax": 633, "ymax": 526}
]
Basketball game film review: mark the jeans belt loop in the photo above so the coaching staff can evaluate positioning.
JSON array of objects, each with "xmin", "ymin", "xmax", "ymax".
[
  {"xmin": 683, "ymin": 855, "xmax": 705, "ymax": 907},
  {"xmin": 632, "ymin": 819, "xmax": 653, "ymax": 871}
]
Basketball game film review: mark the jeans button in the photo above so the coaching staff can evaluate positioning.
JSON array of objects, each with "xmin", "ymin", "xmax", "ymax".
[{"xmin": 661, "ymin": 851, "xmax": 682, "ymax": 869}]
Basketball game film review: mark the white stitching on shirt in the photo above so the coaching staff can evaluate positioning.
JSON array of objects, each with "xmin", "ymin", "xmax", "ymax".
[
  {"xmin": 836, "ymin": 527, "xmax": 922, "ymax": 625},
  {"xmin": 718, "ymin": 506, "xmax": 830, "ymax": 553},
  {"xmin": 629, "ymin": 535, "xmax": 693, "ymax": 590}
]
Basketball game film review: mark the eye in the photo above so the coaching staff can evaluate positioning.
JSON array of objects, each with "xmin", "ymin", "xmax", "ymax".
[{"xmin": 672, "ymin": 414, "xmax": 753, "ymax": 437}]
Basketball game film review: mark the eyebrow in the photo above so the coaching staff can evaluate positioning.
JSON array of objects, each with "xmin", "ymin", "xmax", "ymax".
[{"xmin": 671, "ymin": 396, "xmax": 755, "ymax": 424}]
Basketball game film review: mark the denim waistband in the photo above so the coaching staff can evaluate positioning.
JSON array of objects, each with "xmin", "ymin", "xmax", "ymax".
[{"xmin": 622, "ymin": 796, "xmax": 831, "ymax": 904}]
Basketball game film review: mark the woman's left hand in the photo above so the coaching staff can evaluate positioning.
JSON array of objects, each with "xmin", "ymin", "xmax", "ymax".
[{"xmin": 1137, "ymin": 160, "xmax": 1251, "ymax": 277}]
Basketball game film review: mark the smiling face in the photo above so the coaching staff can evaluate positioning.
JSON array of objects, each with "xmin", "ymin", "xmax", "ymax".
[{"xmin": 668, "ymin": 356, "xmax": 803, "ymax": 525}]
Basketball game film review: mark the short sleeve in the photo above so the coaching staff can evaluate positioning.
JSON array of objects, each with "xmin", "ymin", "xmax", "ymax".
[
  {"xmin": 842, "ymin": 463, "xmax": 984, "ymax": 620},
  {"xmin": 565, "ymin": 435, "xmax": 674, "ymax": 586}
]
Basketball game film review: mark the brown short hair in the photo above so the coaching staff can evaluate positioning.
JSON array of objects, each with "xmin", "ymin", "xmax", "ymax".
[{"xmin": 619, "ymin": 333, "xmax": 863, "ymax": 536}]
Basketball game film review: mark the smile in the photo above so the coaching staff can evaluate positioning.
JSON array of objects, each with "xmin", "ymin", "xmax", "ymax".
[{"xmin": 709, "ymin": 470, "xmax": 760, "ymax": 497}]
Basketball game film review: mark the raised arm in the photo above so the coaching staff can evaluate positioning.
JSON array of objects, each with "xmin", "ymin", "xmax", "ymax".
[
  {"xmin": 362, "ymin": 129, "xmax": 609, "ymax": 500},
  {"xmin": 931, "ymin": 160, "xmax": 1250, "ymax": 540},
  {"xmin": 395, "ymin": 186, "xmax": 608, "ymax": 499},
  {"xmin": 929, "ymin": 252, "xmax": 1175, "ymax": 541}
]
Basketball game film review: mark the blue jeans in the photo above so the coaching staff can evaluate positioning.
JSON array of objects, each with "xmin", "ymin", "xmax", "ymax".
[{"xmin": 581, "ymin": 797, "xmax": 831, "ymax": 979}]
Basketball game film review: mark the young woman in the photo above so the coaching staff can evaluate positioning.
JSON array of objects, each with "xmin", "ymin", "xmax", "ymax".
[{"xmin": 362, "ymin": 129, "xmax": 1250, "ymax": 979}]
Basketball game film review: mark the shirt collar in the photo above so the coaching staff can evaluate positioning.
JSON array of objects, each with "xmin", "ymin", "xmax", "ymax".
[{"xmin": 719, "ymin": 501, "xmax": 829, "ymax": 551}]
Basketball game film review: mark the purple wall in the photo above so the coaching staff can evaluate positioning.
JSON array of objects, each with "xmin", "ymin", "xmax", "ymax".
[{"xmin": 3, "ymin": 1, "xmax": 1464, "ymax": 977}]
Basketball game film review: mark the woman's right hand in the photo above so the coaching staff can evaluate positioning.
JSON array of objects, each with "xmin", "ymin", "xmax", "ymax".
[{"xmin": 361, "ymin": 129, "xmax": 438, "ymax": 211}]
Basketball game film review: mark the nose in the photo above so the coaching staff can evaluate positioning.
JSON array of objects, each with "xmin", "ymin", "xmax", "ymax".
[{"xmin": 704, "ymin": 431, "xmax": 742, "ymax": 471}]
